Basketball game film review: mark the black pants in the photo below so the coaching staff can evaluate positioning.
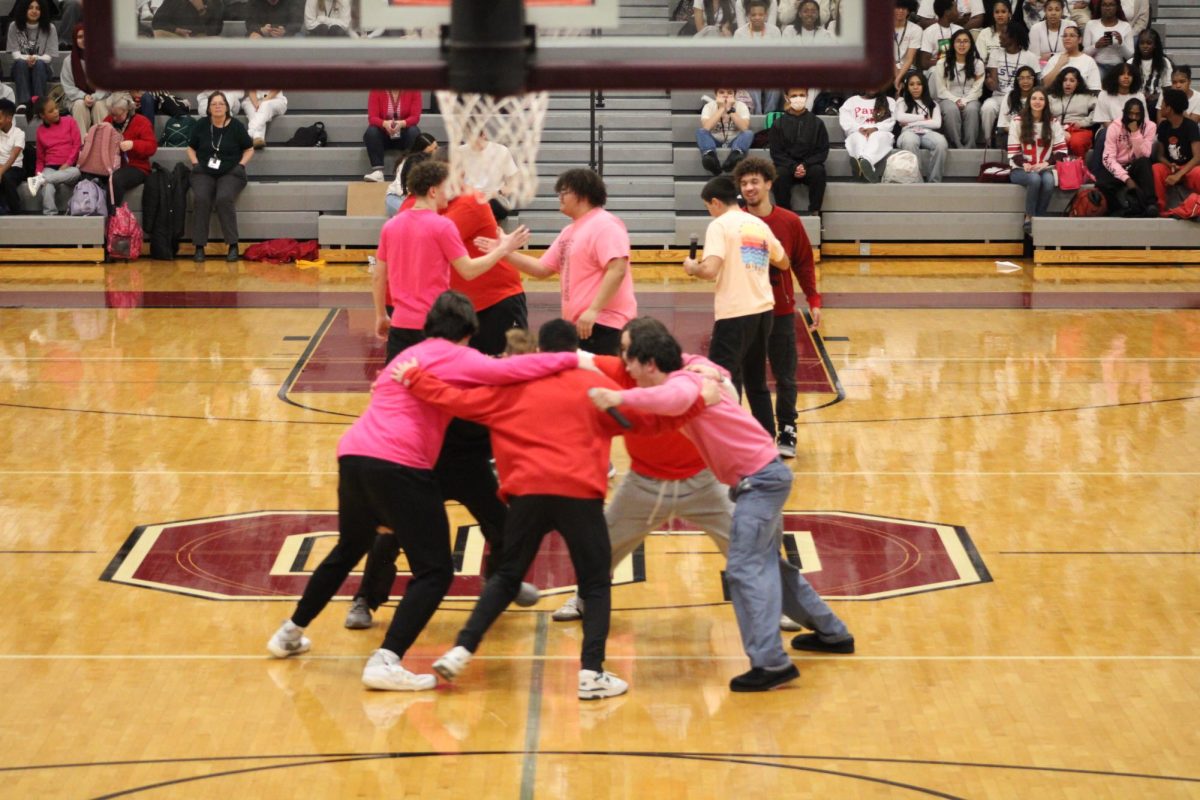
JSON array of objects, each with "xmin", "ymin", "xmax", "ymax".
[
  {"xmin": 110, "ymin": 166, "xmax": 146, "ymax": 209},
  {"xmin": 364, "ymin": 124, "xmax": 421, "ymax": 170},
  {"xmin": 1097, "ymin": 157, "xmax": 1158, "ymax": 215},
  {"xmin": 488, "ymin": 198, "xmax": 510, "ymax": 222},
  {"xmin": 771, "ymin": 162, "xmax": 827, "ymax": 214},
  {"xmin": 708, "ymin": 310, "xmax": 775, "ymax": 437},
  {"xmin": 291, "ymin": 456, "xmax": 453, "ymax": 658},
  {"xmin": 190, "ymin": 167, "xmax": 247, "ymax": 246},
  {"xmin": 766, "ymin": 311, "xmax": 797, "ymax": 432},
  {"xmin": 456, "ymin": 495, "xmax": 612, "ymax": 672},
  {"xmin": 471, "ymin": 293, "xmax": 528, "ymax": 356},
  {"xmin": 385, "ymin": 326, "xmax": 425, "ymax": 364},
  {"xmin": 579, "ymin": 322, "xmax": 622, "ymax": 356},
  {"xmin": 306, "ymin": 23, "xmax": 350, "ymax": 36},
  {"xmin": 0, "ymin": 166, "xmax": 26, "ymax": 214}
]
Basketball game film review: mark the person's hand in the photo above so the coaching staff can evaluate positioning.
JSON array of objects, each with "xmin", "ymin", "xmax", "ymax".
[
  {"xmin": 576, "ymin": 349, "xmax": 600, "ymax": 372},
  {"xmin": 120, "ymin": 140, "xmax": 134, "ymax": 152},
  {"xmin": 684, "ymin": 362, "xmax": 724, "ymax": 381},
  {"xmin": 808, "ymin": 307, "xmax": 821, "ymax": 331},
  {"xmin": 473, "ymin": 235, "xmax": 498, "ymax": 253},
  {"xmin": 1111, "ymin": 31, "xmax": 1122, "ymax": 44},
  {"xmin": 699, "ymin": 377, "xmax": 723, "ymax": 406},
  {"xmin": 956, "ymin": 99, "xmax": 966, "ymax": 110},
  {"xmin": 189, "ymin": 0, "xmax": 206, "ymax": 11},
  {"xmin": 587, "ymin": 386, "xmax": 621, "ymax": 411},
  {"xmin": 575, "ymin": 308, "xmax": 598, "ymax": 341},
  {"xmin": 1023, "ymin": 162, "xmax": 1034, "ymax": 172},
  {"xmin": 398, "ymin": 120, "xmax": 407, "ymax": 129},
  {"xmin": 25, "ymin": 55, "xmax": 36, "ymax": 66},
  {"xmin": 84, "ymin": 95, "xmax": 94, "ymax": 107},
  {"xmin": 390, "ymin": 358, "xmax": 418, "ymax": 385},
  {"xmin": 794, "ymin": 164, "xmax": 806, "ymax": 178},
  {"xmin": 175, "ymin": 27, "xmax": 192, "ymax": 36},
  {"xmin": 1127, "ymin": 120, "xmax": 1140, "ymax": 134},
  {"xmin": 375, "ymin": 314, "xmax": 390, "ymax": 340},
  {"xmin": 682, "ymin": 256, "xmax": 699, "ymax": 276},
  {"xmin": 497, "ymin": 224, "xmax": 530, "ymax": 254},
  {"xmin": 861, "ymin": 126, "xmax": 877, "ymax": 137},
  {"xmin": 1165, "ymin": 171, "xmax": 1182, "ymax": 186},
  {"xmin": 1125, "ymin": 178, "xmax": 1138, "ymax": 190}
]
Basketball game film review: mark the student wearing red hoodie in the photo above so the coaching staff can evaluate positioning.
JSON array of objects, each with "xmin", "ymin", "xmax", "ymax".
[
  {"xmin": 102, "ymin": 92, "xmax": 157, "ymax": 209},
  {"xmin": 397, "ymin": 319, "xmax": 714, "ymax": 700}
]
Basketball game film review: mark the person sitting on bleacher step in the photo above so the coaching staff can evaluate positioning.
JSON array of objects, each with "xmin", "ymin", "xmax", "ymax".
[
  {"xmin": 767, "ymin": 87, "xmax": 828, "ymax": 214},
  {"xmin": 186, "ymin": 91, "xmax": 254, "ymax": 262},
  {"xmin": 6, "ymin": 0, "xmax": 59, "ymax": 121},
  {"xmin": 243, "ymin": 90, "xmax": 287, "ymax": 150},
  {"xmin": 151, "ymin": 0, "xmax": 226, "ymax": 38},
  {"xmin": 363, "ymin": 89, "xmax": 422, "ymax": 182},
  {"xmin": 245, "ymin": 0, "xmax": 303, "ymax": 38},
  {"xmin": 840, "ymin": 84, "xmax": 898, "ymax": 182},
  {"xmin": 0, "ymin": 100, "xmax": 27, "ymax": 215},
  {"xmin": 304, "ymin": 0, "xmax": 352, "ymax": 36},
  {"xmin": 26, "ymin": 95, "xmax": 81, "ymax": 216},
  {"xmin": 60, "ymin": 24, "xmax": 110, "ymax": 140},
  {"xmin": 697, "ymin": 88, "xmax": 754, "ymax": 176}
]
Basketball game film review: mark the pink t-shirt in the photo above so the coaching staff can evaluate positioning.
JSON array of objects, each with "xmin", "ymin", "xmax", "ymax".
[
  {"xmin": 541, "ymin": 207, "xmax": 636, "ymax": 328},
  {"xmin": 376, "ymin": 208, "xmax": 468, "ymax": 330},
  {"xmin": 618, "ymin": 369, "xmax": 780, "ymax": 486},
  {"xmin": 337, "ymin": 338, "xmax": 579, "ymax": 469}
]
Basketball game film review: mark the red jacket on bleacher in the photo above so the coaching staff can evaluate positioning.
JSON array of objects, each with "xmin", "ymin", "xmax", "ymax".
[
  {"xmin": 367, "ymin": 90, "xmax": 422, "ymax": 131},
  {"xmin": 103, "ymin": 112, "xmax": 157, "ymax": 175}
]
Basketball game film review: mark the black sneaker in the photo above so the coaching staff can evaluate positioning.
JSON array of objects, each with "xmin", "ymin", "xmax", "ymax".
[
  {"xmin": 777, "ymin": 425, "xmax": 796, "ymax": 459},
  {"xmin": 791, "ymin": 633, "xmax": 855, "ymax": 654},
  {"xmin": 701, "ymin": 151, "xmax": 721, "ymax": 176},
  {"xmin": 857, "ymin": 157, "xmax": 880, "ymax": 183},
  {"xmin": 226, "ymin": 245, "xmax": 240, "ymax": 262},
  {"xmin": 729, "ymin": 663, "xmax": 800, "ymax": 692},
  {"xmin": 193, "ymin": 249, "xmax": 206, "ymax": 263},
  {"xmin": 722, "ymin": 150, "xmax": 745, "ymax": 173}
]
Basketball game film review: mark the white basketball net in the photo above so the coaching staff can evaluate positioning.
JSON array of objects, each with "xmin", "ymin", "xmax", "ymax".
[{"xmin": 435, "ymin": 90, "xmax": 550, "ymax": 208}]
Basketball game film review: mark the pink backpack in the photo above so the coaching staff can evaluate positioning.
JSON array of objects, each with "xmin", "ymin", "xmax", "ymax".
[
  {"xmin": 78, "ymin": 122, "xmax": 124, "ymax": 202},
  {"xmin": 106, "ymin": 203, "xmax": 143, "ymax": 260}
]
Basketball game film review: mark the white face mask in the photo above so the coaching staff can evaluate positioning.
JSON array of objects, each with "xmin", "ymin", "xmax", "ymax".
[{"xmin": 789, "ymin": 96, "xmax": 808, "ymax": 111}]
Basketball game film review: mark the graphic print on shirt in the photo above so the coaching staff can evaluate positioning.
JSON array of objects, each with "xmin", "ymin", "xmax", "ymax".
[
  {"xmin": 739, "ymin": 223, "xmax": 771, "ymax": 273},
  {"xmin": 559, "ymin": 236, "xmax": 574, "ymax": 306},
  {"xmin": 1165, "ymin": 135, "xmax": 1183, "ymax": 163}
]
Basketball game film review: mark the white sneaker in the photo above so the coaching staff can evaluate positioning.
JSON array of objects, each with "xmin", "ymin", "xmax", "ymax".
[
  {"xmin": 780, "ymin": 615, "xmax": 804, "ymax": 632},
  {"xmin": 578, "ymin": 669, "xmax": 628, "ymax": 700},
  {"xmin": 363, "ymin": 169, "xmax": 385, "ymax": 182},
  {"xmin": 362, "ymin": 648, "xmax": 437, "ymax": 691},
  {"xmin": 552, "ymin": 594, "xmax": 583, "ymax": 622},
  {"xmin": 266, "ymin": 620, "xmax": 311, "ymax": 658},
  {"xmin": 514, "ymin": 581, "xmax": 540, "ymax": 607},
  {"xmin": 432, "ymin": 645, "xmax": 472, "ymax": 682},
  {"xmin": 26, "ymin": 174, "xmax": 45, "ymax": 195}
]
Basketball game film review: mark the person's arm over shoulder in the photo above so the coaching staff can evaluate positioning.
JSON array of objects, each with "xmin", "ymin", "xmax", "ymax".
[
  {"xmin": 614, "ymin": 389, "xmax": 710, "ymax": 436},
  {"xmin": 451, "ymin": 347, "xmax": 579, "ymax": 386},
  {"xmin": 619, "ymin": 372, "xmax": 702, "ymax": 415},
  {"xmin": 406, "ymin": 369, "xmax": 505, "ymax": 424}
]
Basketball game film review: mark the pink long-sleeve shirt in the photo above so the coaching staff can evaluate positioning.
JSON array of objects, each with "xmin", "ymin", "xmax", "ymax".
[
  {"xmin": 617, "ymin": 369, "xmax": 780, "ymax": 486},
  {"xmin": 35, "ymin": 116, "xmax": 82, "ymax": 173},
  {"xmin": 1102, "ymin": 119, "xmax": 1157, "ymax": 182},
  {"xmin": 337, "ymin": 338, "xmax": 577, "ymax": 469}
]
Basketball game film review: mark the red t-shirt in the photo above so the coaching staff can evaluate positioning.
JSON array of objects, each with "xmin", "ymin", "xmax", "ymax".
[
  {"xmin": 756, "ymin": 205, "xmax": 820, "ymax": 316},
  {"xmin": 376, "ymin": 208, "xmax": 467, "ymax": 329},
  {"xmin": 444, "ymin": 195, "xmax": 525, "ymax": 312}
]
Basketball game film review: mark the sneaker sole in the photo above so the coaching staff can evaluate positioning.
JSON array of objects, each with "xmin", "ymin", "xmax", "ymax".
[
  {"xmin": 267, "ymin": 639, "xmax": 310, "ymax": 659},
  {"xmin": 432, "ymin": 660, "xmax": 461, "ymax": 682},
  {"xmin": 579, "ymin": 686, "xmax": 628, "ymax": 700},
  {"xmin": 344, "ymin": 616, "xmax": 373, "ymax": 630},
  {"xmin": 362, "ymin": 674, "xmax": 436, "ymax": 692},
  {"xmin": 729, "ymin": 670, "xmax": 800, "ymax": 692},
  {"xmin": 551, "ymin": 611, "xmax": 582, "ymax": 622}
]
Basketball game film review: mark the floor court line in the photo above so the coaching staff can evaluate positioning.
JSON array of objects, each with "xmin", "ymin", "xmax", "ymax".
[{"xmin": 0, "ymin": 654, "xmax": 1197, "ymax": 662}]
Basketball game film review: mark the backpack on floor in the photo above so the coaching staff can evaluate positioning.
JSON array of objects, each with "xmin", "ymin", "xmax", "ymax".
[
  {"xmin": 67, "ymin": 178, "xmax": 106, "ymax": 216},
  {"xmin": 159, "ymin": 115, "xmax": 196, "ymax": 148},
  {"xmin": 284, "ymin": 121, "xmax": 327, "ymax": 147},
  {"xmin": 1066, "ymin": 187, "xmax": 1108, "ymax": 218},
  {"xmin": 1163, "ymin": 193, "xmax": 1200, "ymax": 220},
  {"xmin": 106, "ymin": 203, "xmax": 143, "ymax": 260}
]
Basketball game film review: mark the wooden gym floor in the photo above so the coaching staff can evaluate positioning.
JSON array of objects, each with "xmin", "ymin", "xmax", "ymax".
[{"xmin": 0, "ymin": 258, "xmax": 1197, "ymax": 798}]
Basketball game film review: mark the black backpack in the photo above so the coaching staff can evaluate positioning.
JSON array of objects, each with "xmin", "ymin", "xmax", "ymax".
[
  {"xmin": 159, "ymin": 115, "xmax": 197, "ymax": 148},
  {"xmin": 285, "ymin": 122, "xmax": 327, "ymax": 147}
]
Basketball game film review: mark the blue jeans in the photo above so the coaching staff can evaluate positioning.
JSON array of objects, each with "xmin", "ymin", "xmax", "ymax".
[
  {"xmin": 11, "ymin": 59, "xmax": 50, "ymax": 107},
  {"xmin": 696, "ymin": 128, "xmax": 755, "ymax": 155},
  {"xmin": 385, "ymin": 193, "xmax": 403, "ymax": 217},
  {"xmin": 726, "ymin": 458, "xmax": 849, "ymax": 669},
  {"xmin": 1010, "ymin": 168, "xmax": 1057, "ymax": 217}
]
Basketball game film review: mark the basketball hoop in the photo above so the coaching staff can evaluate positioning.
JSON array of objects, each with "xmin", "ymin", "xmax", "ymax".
[{"xmin": 435, "ymin": 90, "xmax": 550, "ymax": 208}]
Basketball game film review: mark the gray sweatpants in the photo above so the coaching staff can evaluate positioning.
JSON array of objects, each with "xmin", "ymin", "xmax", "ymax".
[{"xmin": 605, "ymin": 468, "xmax": 850, "ymax": 648}]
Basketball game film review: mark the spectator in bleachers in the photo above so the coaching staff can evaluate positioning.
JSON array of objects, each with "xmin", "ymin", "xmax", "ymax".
[
  {"xmin": 1170, "ymin": 67, "xmax": 1200, "ymax": 124},
  {"xmin": 304, "ymin": 0, "xmax": 352, "ymax": 36},
  {"xmin": 784, "ymin": 0, "xmax": 832, "ymax": 42},
  {"xmin": 6, "ymin": 0, "xmax": 58, "ymax": 120},
  {"xmin": 243, "ymin": 90, "xmax": 287, "ymax": 150},
  {"xmin": 1063, "ymin": 0, "xmax": 1090, "ymax": 28},
  {"xmin": 1097, "ymin": 97, "xmax": 1158, "ymax": 216},
  {"xmin": 1040, "ymin": 23, "xmax": 1101, "ymax": 92},
  {"xmin": 385, "ymin": 133, "xmax": 437, "ymax": 216},
  {"xmin": 935, "ymin": 30, "xmax": 985, "ymax": 147},
  {"xmin": 733, "ymin": 0, "xmax": 778, "ymax": 27},
  {"xmin": 27, "ymin": 95, "xmax": 81, "ymax": 215},
  {"xmin": 1007, "ymin": 87, "xmax": 1066, "ymax": 230},
  {"xmin": 840, "ymin": 85, "xmax": 897, "ymax": 182},
  {"xmin": 0, "ymin": 100, "xmax": 27, "ymax": 214},
  {"xmin": 778, "ymin": 0, "xmax": 833, "ymax": 30},
  {"xmin": 998, "ymin": 64, "xmax": 1039, "ymax": 140},
  {"xmin": 186, "ymin": 91, "xmax": 254, "ymax": 262},
  {"xmin": 918, "ymin": 0, "xmax": 964, "ymax": 71},
  {"xmin": 1152, "ymin": 88, "xmax": 1200, "ymax": 214},
  {"xmin": 1117, "ymin": 0, "xmax": 1147, "ymax": 38},
  {"xmin": 897, "ymin": 70, "xmax": 949, "ymax": 182},
  {"xmin": 1047, "ymin": 66, "xmax": 1096, "ymax": 156},
  {"xmin": 245, "ymin": 0, "xmax": 302, "ymax": 38},
  {"xmin": 974, "ymin": 0, "xmax": 1012, "ymax": 66},
  {"xmin": 1128, "ymin": 29, "xmax": 1170, "ymax": 122},
  {"xmin": 457, "ymin": 131, "xmax": 521, "ymax": 220},
  {"xmin": 916, "ymin": 0, "xmax": 983, "ymax": 32},
  {"xmin": 60, "ymin": 25, "xmax": 109, "ymax": 138},
  {"xmin": 197, "ymin": 90, "xmax": 243, "ymax": 116},
  {"xmin": 363, "ymin": 89, "xmax": 422, "ymax": 182},
  {"xmin": 1082, "ymin": 0, "xmax": 1132, "ymax": 79},
  {"xmin": 152, "ymin": 0, "xmax": 226, "ymax": 37},
  {"xmin": 692, "ymin": 0, "xmax": 736, "ymax": 37},
  {"xmin": 129, "ymin": 89, "xmax": 156, "ymax": 122},
  {"xmin": 101, "ymin": 92, "xmax": 156, "ymax": 209},
  {"xmin": 697, "ymin": 88, "xmax": 754, "ymax": 175},
  {"xmin": 767, "ymin": 87, "xmax": 828, "ymax": 214},
  {"xmin": 137, "ymin": 0, "xmax": 164, "ymax": 37},
  {"xmin": 56, "ymin": 0, "xmax": 83, "ymax": 49},
  {"xmin": 893, "ymin": 0, "xmax": 923, "ymax": 90},
  {"xmin": 1029, "ymin": 0, "xmax": 1066, "ymax": 67},
  {"xmin": 1015, "ymin": 0, "xmax": 1046, "ymax": 29},
  {"xmin": 1093, "ymin": 62, "xmax": 1143, "ymax": 126},
  {"xmin": 981, "ymin": 21, "xmax": 1038, "ymax": 144},
  {"xmin": 735, "ymin": 0, "xmax": 779, "ymax": 37}
]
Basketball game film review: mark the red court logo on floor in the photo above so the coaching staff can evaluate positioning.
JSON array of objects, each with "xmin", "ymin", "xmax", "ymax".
[{"xmin": 102, "ymin": 510, "xmax": 989, "ymax": 601}]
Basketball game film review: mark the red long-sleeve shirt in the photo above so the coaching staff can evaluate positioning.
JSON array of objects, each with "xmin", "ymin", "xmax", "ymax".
[
  {"xmin": 759, "ymin": 205, "xmax": 819, "ymax": 315},
  {"xmin": 367, "ymin": 90, "xmax": 422, "ymax": 131},
  {"xmin": 103, "ymin": 112, "xmax": 157, "ymax": 175},
  {"xmin": 405, "ymin": 367, "xmax": 706, "ymax": 501}
]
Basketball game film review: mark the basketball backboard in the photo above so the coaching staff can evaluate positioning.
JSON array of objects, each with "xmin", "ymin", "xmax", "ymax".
[{"xmin": 86, "ymin": 0, "xmax": 893, "ymax": 95}]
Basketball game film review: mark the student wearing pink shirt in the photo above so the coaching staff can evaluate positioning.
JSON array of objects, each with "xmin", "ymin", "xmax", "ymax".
[
  {"xmin": 492, "ymin": 168, "xmax": 636, "ymax": 355},
  {"xmin": 589, "ymin": 319, "xmax": 854, "ymax": 693},
  {"xmin": 373, "ymin": 160, "xmax": 530, "ymax": 362},
  {"xmin": 267, "ymin": 291, "xmax": 592, "ymax": 692}
]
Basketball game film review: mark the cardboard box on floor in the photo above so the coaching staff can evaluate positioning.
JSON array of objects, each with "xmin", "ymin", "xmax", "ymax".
[{"xmin": 346, "ymin": 183, "xmax": 389, "ymax": 217}]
